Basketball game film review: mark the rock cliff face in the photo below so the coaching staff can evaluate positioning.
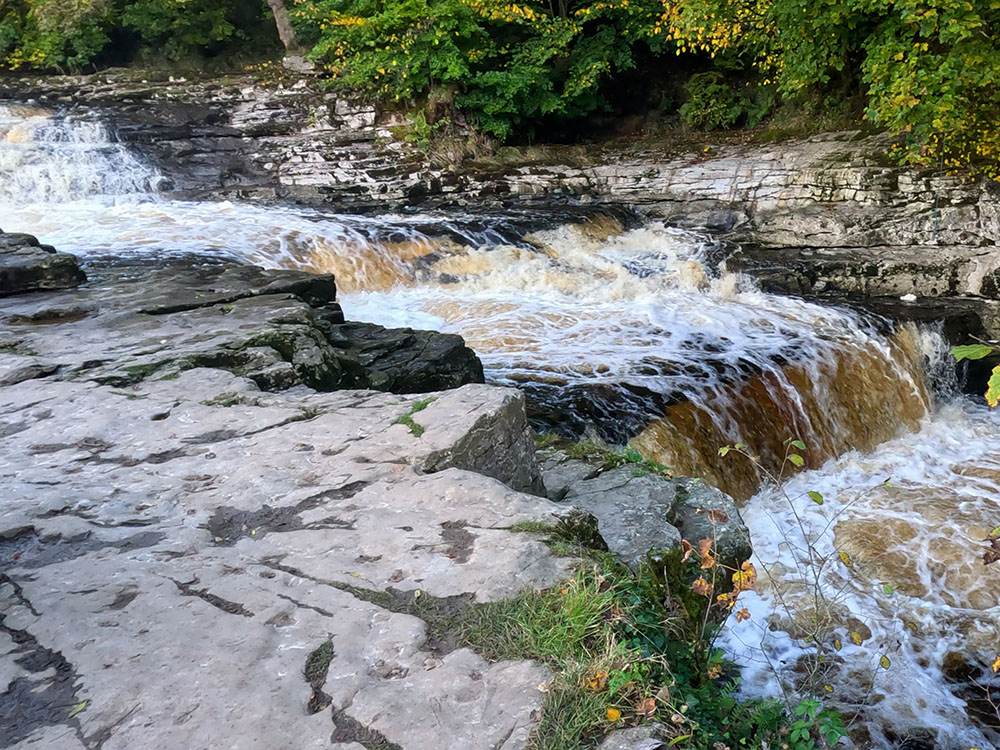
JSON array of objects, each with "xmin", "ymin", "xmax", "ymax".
[{"xmin": 4, "ymin": 71, "xmax": 999, "ymax": 338}]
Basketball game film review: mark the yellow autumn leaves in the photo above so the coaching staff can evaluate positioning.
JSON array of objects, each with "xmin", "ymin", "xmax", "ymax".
[{"xmin": 684, "ymin": 534, "xmax": 757, "ymax": 626}]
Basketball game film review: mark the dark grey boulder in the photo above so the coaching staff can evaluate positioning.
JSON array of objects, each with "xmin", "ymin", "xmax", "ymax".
[
  {"xmin": 328, "ymin": 322, "xmax": 485, "ymax": 394},
  {"xmin": 2, "ymin": 253, "xmax": 484, "ymax": 397},
  {"xmin": 539, "ymin": 447, "xmax": 753, "ymax": 571},
  {"xmin": 0, "ymin": 230, "xmax": 86, "ymax": 296},
  {"xmin": 561, "ymin": 466, "xmax": 682, "ymax": 570}
]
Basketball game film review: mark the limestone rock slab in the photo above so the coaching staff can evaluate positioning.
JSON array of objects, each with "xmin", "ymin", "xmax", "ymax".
[{"xmin": 0, "ymin": 254, "xmax": 568, "ymax": 750}]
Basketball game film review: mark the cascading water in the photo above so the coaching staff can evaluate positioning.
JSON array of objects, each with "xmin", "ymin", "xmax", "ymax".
[
  {"xmin": 720, "ymin": 397, "xmax": 1000, "ymax": 749},
  {"xmin": 2, "ymin": 104, "xmax": 998, "ymax": 747},
  {"xmin": 0, "ymin": 104, "xmax": 163, "ymax": 203}
]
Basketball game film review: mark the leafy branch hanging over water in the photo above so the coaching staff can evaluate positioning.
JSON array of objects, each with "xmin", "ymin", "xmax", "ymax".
[
  {"xmin": 952, "ymin": 342, "xmax": 1000, "ymax": 409},
  {"xmin": 950, "ymin": 342, "xmax": 1000, "ymax": 571}
]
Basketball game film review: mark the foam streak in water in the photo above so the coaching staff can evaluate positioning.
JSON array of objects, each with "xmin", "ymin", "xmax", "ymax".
[{"xmin": 0, "ymin": 104, "xmax": 162, "ymax": 203}]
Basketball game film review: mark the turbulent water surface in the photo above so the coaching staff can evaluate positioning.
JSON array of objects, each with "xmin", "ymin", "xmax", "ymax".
[{"xmin": 2, "ymin": 103, "xmax": 998, "ymax": 748}]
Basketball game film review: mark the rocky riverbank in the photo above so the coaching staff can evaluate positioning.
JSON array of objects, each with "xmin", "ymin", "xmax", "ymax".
[
  {"xmin": 4, "ymin": 70, "xmax": 1000, "ymax": 343},
  {"xmin": 0, "ymin": 233, "xmax": 753, "ymax": 749}
]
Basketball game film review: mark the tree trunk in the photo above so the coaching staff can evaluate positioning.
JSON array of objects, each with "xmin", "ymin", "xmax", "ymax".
[{"xmin": 266, "ymin": 0, "xmax": 299, "ymax": 53}]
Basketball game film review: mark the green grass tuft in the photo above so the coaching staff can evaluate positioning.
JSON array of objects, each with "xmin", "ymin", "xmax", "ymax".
[{"xmin": 393, "ymin": 396, "xmax": 437, "ymax": 437}]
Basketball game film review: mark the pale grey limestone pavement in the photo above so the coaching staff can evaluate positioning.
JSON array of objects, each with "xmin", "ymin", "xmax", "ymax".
[
  {"xmin": 0, "ymin": 368, "xmax": 571, "ymax": 749},
  {"xmin": 0, "ymin": 243, "xmax": 567, "ymax": 749}
]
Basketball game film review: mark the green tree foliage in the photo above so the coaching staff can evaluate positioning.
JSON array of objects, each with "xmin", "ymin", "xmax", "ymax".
[
  {"xmin": 299, "ymin": 0, "xmax": 1000, "ymax": 162},
  {"xmin": 4, "ymin": 0, "xmax": 1000, "ymax": 173},
  {"xmin": 0, "ymin": 0, "xmax": 114, "ymax": 69},
  {"xmin": 295, "ymin": 0, "xmax": 669, "ymax": 139},
  {"xmin": 667, "ymin": 0, "xmax": 1000, "ymax": 174},
  {"xmin": 0, "ymin": 0, "xmax": 271, "ymax": 69},
  {"xmin": 679, "ymin": 72, "xmax": 745, "ymax": 130},
  {"xmin": 121, "ymin": 0, "xmax": 239, "ymax": 60}
]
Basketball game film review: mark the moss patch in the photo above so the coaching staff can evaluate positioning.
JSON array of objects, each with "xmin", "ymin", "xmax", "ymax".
[
  {"xmin": 304, "ymin": 639, "xmax": 335, "ymax": 714},
  {"xmin": 393, "ymin": 396, "xmax": 436, "ymax": 437},
  {"xmin": 535, "ymin": 433, "xmax": 672, "ymax": 478}
]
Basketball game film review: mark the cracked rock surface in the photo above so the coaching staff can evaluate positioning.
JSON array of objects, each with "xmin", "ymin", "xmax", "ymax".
[{"xmin": 0, "ymin": 249, "xmax": 573, "ymax": 749}]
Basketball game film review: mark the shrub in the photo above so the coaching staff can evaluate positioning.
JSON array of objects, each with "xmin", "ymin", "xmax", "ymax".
[
  {"xmin": 296, "ymin": 0, "xmax": 667, "ymax": 139},
  {"xmin": 679, "ymin": 72, "xmax": 745, "ymax": 130},
  {"xmin": 121, "ymin": 0, "xmax": 240, "ymax": 61},
  {"xmin": 0, "ymin": 0, "xmax": 270, "ymax": 69}
]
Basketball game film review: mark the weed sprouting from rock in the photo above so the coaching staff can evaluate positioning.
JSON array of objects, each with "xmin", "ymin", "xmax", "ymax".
[{"xmin": 393, "ymin": 396, "xmax": 436, "ymax": 437}]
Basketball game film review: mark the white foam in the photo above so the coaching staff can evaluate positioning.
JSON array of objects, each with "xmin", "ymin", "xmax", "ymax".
[{"xmin": 720, "ymin": 400, "xmax": 1000, "ymax": 748}]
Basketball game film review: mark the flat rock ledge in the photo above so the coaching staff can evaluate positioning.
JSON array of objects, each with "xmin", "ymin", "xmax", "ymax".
[
  {"xmin": 0, "ymin": 233, "xmax": 484, "ymax": 397},
  {"xmin": 0, "ymin": 369, "xmax": 569, "ymax": 750},
  {"xmin": 0, "ymin": 241, "xmax": 574, "ymax": 749}
]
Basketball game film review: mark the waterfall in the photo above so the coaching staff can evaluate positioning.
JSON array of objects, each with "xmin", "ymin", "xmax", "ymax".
[
  {"xmin": 0, "ymin": 104, "xmax": 163, "ymax": 204},
  {"xmin": 2, "ymin": 103, "xmax": 998, "ymax": 748}
]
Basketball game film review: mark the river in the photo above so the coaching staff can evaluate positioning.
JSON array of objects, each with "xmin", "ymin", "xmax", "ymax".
[{"xmin": 2, "ymin": 102, "xmax": 998, "ymax": 749}]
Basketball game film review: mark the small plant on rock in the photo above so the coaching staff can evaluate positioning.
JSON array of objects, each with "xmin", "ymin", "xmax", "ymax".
[
  {"xmin": 393, "ymin": 396, "xmax": 436, "ymax": 437},
  {"xmin": 787, "ymin": 698, "xmax": 847, "ymax": 750}
]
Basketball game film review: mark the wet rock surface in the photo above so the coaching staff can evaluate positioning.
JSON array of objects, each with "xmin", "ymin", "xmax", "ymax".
[
  {"xmin": 0, "ymin": 234, "xmax": 484, "ymax": 396},
  {"xmin": 328, "ymin": 322, "xmax": 485, "ymax": 394},
  {"xmin": 0, "ymin": 230, "xmax": 85, "ymax": 296}
]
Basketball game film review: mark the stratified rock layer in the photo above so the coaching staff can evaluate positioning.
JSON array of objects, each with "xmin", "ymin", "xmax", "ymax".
[
  {"xmin": 5, "ymin": 72, "xmax": 999, "ymax": 340},
  {"xmin": 0, "ymin": 230, "xmax": 85, "ymax": 296}
]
